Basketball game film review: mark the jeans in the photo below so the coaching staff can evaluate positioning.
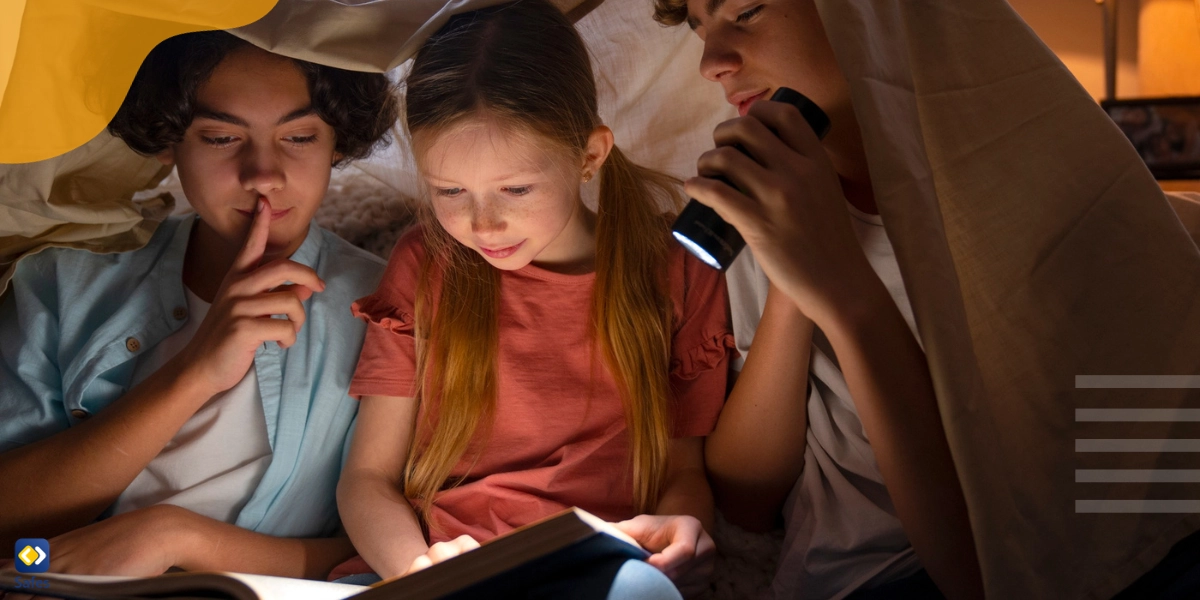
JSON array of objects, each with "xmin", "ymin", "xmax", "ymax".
[{"xmin": 333, "ymin": 556, "xmax": 681, "ymax": 600}]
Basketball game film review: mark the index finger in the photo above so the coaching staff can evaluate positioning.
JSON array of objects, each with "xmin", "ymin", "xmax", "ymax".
[
  {"xmin": 232, "ymin": 198, "xmax": 271, "ymax": 274},
  {"xmin": 746, "ymin": 98, "xmax": 828, "ymax": 162}
]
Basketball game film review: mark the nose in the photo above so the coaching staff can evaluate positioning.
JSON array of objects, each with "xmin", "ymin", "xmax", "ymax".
[
  {"xmin": 239, "ymin": 141, "xmax": 286, "ymax": 196},
  {"xmin": 471, "ymin": 197, "xmax": 506, "ymax": 235},
  {"xmin": 699, "ymin": 28, "xmax": 742, "ymax": 83}
]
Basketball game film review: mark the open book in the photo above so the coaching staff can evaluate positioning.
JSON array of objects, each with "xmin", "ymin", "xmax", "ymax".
[{"xmin": 0, "ymin": 507, "xmax": 649, "ymax": 600}]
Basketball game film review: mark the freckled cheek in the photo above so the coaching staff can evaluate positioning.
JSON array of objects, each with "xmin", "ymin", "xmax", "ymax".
[{"xmin": 433, "ymin": 202, "xmax": 474, "ymax": 242}]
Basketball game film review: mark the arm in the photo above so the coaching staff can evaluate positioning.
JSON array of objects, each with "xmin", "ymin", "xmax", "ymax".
[
  {"xmin": 820, "ymin": 279, "xmax": 982, "ymax": 600},
  {"xmin": 336, "ymin": 394, "xmax": 429, "ymax": 580},
  {"xmin": 0, "ymin": 363, "xmax": 225, "ymax": 545},
  {"xmin": 0, "ymin": 200, "xmax": 323, "ymax": 545},
  {"xmin": 30, "ymin": 504, "xmax": 354, "ymax": 579},
  {"xmin": 174, "ymin": 509, "xmax": 355, "ymax": 578},
  {"xmin": 705, "ymin": 283, "xmax": 812, "ymax": 531},
  {"xmin": 616, "ymin": 437, "xmax": 716, "ymax": 598},
  {"xmin": 657, "ymin": 436, "xmax": 714, "ymax": 533},
  {"xmin": 684, "ymin": 100, "xmax": 983, "ymax": 599}
]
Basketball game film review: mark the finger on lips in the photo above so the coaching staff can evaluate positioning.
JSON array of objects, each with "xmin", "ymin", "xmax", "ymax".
[{"xmin": 233, "ymin": 198, "xmax": 273, "ymax": 273}]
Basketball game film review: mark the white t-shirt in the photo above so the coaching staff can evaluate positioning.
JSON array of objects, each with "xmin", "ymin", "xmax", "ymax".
[
  {"xmin": 111, "ymin": 287, "xmax": 273, "ymax": 524},
  {"xmin": 726, "ymin": 203, "xmax": 923, "ymax": 599}
]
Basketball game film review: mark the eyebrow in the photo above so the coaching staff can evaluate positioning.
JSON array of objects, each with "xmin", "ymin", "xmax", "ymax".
[
  {"xmin": 192, "ymin": 106, "xmax": 317, "ymax": 127},
  {"xmin": 686, "ymin": 0, "xmax": 725, "ymax": 29},
  {"xmin": 423, "ymin": 172, "xmax": 541, "ymax": 184}
]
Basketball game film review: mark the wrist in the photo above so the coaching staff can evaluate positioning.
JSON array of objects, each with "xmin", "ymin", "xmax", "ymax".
[
  {"xmin": 818, "ymin": 276, "xmax": 905, "ymax": 348},
  {"xmin": 147, "ymin": 504, "xmax": 201, "ymax": 569},
  {"xmin": 162, "ymin": 352, "xmax": 222, "ymax": 401}
]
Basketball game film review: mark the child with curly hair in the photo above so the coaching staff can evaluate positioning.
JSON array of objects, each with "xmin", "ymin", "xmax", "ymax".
[{"xmin": 0, "ymin": 30, "xmax": 397, "ymax": 579}]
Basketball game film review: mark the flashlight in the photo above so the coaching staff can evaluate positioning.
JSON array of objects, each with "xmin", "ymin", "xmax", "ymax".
[{"xmin": 671, "ymin": 87, "xmax": 830, "ymax": 270}]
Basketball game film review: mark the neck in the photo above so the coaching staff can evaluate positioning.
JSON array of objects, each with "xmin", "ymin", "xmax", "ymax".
[
  {"xmin": 531, "ymin": 201, "xmax": 597, "ymax": 275},
  {"xmin": 824, "ymin": 105, "xmax": 877, "ymax": 215},
  {"xmin": 182, "ymin": 218, "xmax": 306, "ymax": 302}
]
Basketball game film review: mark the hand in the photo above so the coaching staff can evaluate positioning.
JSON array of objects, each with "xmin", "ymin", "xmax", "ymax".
[
  {"xmin": 173, "ymin": 198, "xmax": 325, "ymax": 396},
  {"xmin": 404, "ymin": 535, "xmax": 480, "ymax": 576},
  {"xmin": 39, "ymin": 505, "xmax": 189, "ymax": 578},
  {"xmin": 612, "ymin": 515, "xmax": 715, "ymax": 598},
  {"xmin": 683, "ymin": 100, "xmax": 877, "ymax": 326}
]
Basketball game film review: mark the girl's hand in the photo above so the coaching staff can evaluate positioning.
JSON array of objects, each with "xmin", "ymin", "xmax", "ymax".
[
  {"xmin": 683, "ymin": 100, "xmax": 876, "ymax": 326},
  {"xmin": 36, "ymin": 505, "xmax": 190, "ymax": 577},
  {"xmin": 612, "ymin": 515, "xmax": 715, "ymax": 598},
  {"xmin": 173, "ymin": 198, "xmax": 325, "ymax": 397},
  {"xmin": 404, "ymin": 535, "xmax": 480, "ymax": 576}
]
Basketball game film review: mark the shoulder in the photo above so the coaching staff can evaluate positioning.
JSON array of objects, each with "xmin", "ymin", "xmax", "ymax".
[
  {"xmin": 310, "ymin": 225, "xmax": 388, "ymax": 299},
  {"xmin": 377, "ymin": 225, "xmax": 431, "ymax": 287},
  {"xmin": 11, "ymin": 216, "xmax": 187, "ymax": 294}
]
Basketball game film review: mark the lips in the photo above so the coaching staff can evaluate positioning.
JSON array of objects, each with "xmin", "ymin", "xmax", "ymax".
[
  {"xmin": 236, "ymin": 207, "xmax": 292, "ymax": 221},
  {"xmin": 478, "ymin": 240, "xmax": 524, "ymax": 259},
  {"xmin": 729, "ymin": 89, "xmax": 770, "ymax": 117}
]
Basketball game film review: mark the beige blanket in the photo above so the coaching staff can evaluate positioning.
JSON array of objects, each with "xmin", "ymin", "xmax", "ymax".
[{"xmin": 814, "ymin": 1, "xmax": 1200, "ymax": 597}]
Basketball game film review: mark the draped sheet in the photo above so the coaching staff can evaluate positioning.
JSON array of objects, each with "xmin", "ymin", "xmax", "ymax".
[{"xmin": 813, "ymin": 1, "xmax": 1200, "ymax": 596}]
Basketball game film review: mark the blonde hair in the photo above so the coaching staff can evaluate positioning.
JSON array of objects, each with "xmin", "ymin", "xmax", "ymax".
[{"xmin": 403, "ymin": 0, "xmax": 684, "ymax": 531}]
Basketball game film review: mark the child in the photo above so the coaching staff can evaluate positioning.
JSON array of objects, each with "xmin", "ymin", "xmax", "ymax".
[
  {"xmin": 0, "ymin": 31, "xmax": 397, "ymax": 578},
  {"xmin": 334, "ymin": 0, "xmax": 734, "ymax": 596},
  {"xmin": 653, "ymin": 0, "xmax": 982, "ymax": 599},
  {"xmin": 658, "ymin": 0, "xmax": 1200, "ymax": 599}
]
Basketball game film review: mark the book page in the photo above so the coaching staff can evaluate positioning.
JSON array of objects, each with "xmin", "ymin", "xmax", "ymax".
[
  {"xmin": 571, "ymin": 508, "xmax": 643, "ymax": 549},
  {"xmin": 220, "ymin": 573, "xmax": 365, "ymax": 600},
  {"xmin": 2, "ymin": 571, "xmax": 364, "ymax": 600}
]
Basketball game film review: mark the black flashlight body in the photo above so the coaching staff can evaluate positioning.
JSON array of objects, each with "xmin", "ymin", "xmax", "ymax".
[{"xmin": 671, "ymin": 87, "xmax": 831, "ymax": 270}]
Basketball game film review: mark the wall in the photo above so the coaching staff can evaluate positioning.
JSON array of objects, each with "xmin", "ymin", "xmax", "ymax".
[{"xmin": 1007, "ymin": 0, "xmax": 1142, "ymax": 100}]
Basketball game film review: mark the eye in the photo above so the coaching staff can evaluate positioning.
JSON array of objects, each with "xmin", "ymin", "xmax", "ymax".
[
  {"xmin": 435, "ymin": 187, "xmax": 465, "ymax": 198},
  {"xmin": 502, "ymin": 185, "xmax": 532, "ymax": 196},
  {"xmin": 284, "ymin": 134, "xmax": 318, "ymax": 146},
  {"xmin": 201, "ymin": 135, "xmax": 238, "ymax": 148},
  {"xmin": 735, "ymin": 4, "xmax": 764, "ymax": 22}
]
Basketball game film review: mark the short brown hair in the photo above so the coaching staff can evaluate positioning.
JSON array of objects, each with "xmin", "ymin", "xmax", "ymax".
[{"xmin": 652, "ymin": 0, "xmax": 689, "ymax": 26}]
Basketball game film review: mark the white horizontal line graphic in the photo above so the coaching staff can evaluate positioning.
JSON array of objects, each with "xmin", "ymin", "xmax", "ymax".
[
  {"xmin": 1076, "ymin": 500, "xmax": 1200, "ymax": 513},
  {"xmin": 1076, "ymin": 409, "xmax": 1200, "ymax": 422},
  {"xmin": 1076, "ymin": 376, "xmax": 1200, "ymax": 389},
  {"xmin": 1076, "ymin": 439, "xmax": 1200, "ymax": 452}
]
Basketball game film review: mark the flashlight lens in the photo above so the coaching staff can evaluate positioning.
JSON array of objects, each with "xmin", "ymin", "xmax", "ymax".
[{"xmin": 673, "ymin": 231, "xmax": 723, "ymax": 270}]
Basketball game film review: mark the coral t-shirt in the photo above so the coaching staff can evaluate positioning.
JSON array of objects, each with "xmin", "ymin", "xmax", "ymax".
[{"xmin": 345, "ymin": 225, "xmax": 732, "ymax": 554}]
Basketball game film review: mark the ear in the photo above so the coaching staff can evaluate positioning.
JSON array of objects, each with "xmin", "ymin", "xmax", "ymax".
[
  {"xmin": 582, "ymin": 125, "xmax": 614, "ymax": 177},
  {"xmin": 155, "ymin": 147, "xmax": 175, "ymax": 167},
  {"xmin": 332, "ymin": 151, "xmax": 344, "ymax": 166}
]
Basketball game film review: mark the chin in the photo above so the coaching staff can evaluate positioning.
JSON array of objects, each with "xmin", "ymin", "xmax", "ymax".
[{"xmin": 475, "ymin": 252, "xmax": 531, "ymax": 271}]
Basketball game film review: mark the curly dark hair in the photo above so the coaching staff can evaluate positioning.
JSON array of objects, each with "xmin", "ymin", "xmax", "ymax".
[
  {"xmin": 652, "ymin": 0, "xmax": 688, "ymax": 26},
  {"xmin": 107, "ymin": 30, "xmax": 398, "ymax": 167}
]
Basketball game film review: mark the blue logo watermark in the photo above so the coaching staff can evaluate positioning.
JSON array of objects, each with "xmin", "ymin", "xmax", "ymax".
[{"xmin": 14, "ymin": 539, "xmax": 49, "ymax": 574}]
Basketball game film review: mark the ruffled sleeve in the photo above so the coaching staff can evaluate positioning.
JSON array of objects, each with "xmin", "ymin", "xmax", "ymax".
[
  {"xmin": 667, "ymin": 244, "xmax": 738, "ymax": 438},
  {"xmin": 348, "ymin": 228, "xmax": 427, "ymax": 399},
  {"xmin": 350, "ymin": 295, "xmax": 413, "ymax": 335}
]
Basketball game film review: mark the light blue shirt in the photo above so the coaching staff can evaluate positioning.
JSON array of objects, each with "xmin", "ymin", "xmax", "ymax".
[{"xmin": 0, "ymin": 215, "xmax": 385, "ymax": 538}]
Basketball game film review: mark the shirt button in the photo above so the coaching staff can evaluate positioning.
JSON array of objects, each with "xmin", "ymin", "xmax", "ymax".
[
  {"xmin": 173, "ymin": 307, "xmax": 187, "ymax": 321},
  {"xmin": 125, "ymin": 337, "xmax": 141, "ymax": 352},
  {"xmin": 70, "ymin": 409, "xmax": 90, "ymax": 419}
]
